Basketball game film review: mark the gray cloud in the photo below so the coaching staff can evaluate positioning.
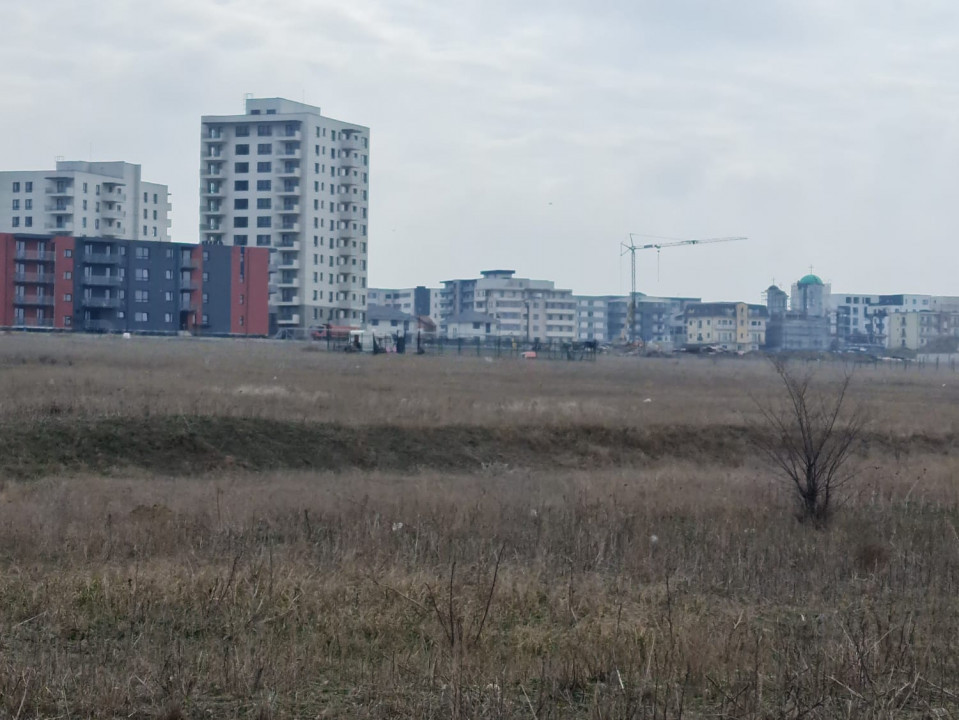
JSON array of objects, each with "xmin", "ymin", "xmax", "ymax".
[{"xmin": 4, "ymin": 0, "xmax": 959, "ymax": 299}]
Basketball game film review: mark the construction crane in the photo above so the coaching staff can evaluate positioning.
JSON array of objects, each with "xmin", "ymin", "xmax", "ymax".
[{"xmin": 620, "ymin": 235, "xmax": 746, "ymax": 344}]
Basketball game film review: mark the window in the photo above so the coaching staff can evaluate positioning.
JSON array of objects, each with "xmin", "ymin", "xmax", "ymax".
[
  {"xmin": 239, "ymin": 316, "xmax": 244, "ymax": 327},
  {"xmin": 64, "ymin": 316, "xmax": 71, "ymax": 327},
  {"xmin": 257, "ymin": 143, "xmax": 272, "ymax": 154},
  {"xmin": 235, "ymin": 125, "xmax": 250, "ymax": 137},
  {"xmin": 11, "ymin": 181, "xmax": 19, "ymax": 192},
  {"xmin": 257, "ymin": 125, "xmax": 272, "ymax": 137},
  {"xmin": 152, "ymin": 210, "xmax": 157, "ymax": 220},
  {"xmin": 64, "ymin": 271, "xmax": 72, "ymax": 279},
  {"xmin": 256, "ymin": 198, "xmax": 271, "ymax": 209},
  {"xmin": 234, "ymin": 162, "xmax": 249, "ymax": 173},
  {"xmin": 11, "ymin": 217, "xmax": 18, "ymax": 227},
  {"xmin": 234, "ymin": 217, "xmax": 248, "ymax": 228},
  {"xmin": 256, "ymin": 235, "xmax": 270, "ymax": 246},
  {"xmin": 256, "ymin": 179, "xmax": 272, "ymax": 191},
  {"xmin": 64, "ymin": 249, "xmax": 73, "ymax": 258},
  {"xmin": 153, "ymin": 193, "xmax": 158, "ymax": 204},
  {"xmin": 234, "ymin": 199, "xmax": 248, "ymax": 210},
  {"xmin": 164, "ymin": 291, "xmax": 173, "ymax": 302},
  {"xmin": 235, "ymin": 144, "xmax": 249, "ymax": 155},
  {"xmin": 234, "ymin": 180, "xmax": 248, "ymax": 191},
  {"xmin": 239, "ymin": 294, "xmax": 245, "ymax": 305},
  {"xmin": 135, "ymin": 290, "xmax": 149, "ymax": 303},
  {"xmin": 24, "ymin": 181, "xmax": 32, "ymax": 192},
  {"xmin": 134, "ymin": 312, "xmax": 148, "ymax": 322},
  {"xmin": 257, "ymin": 216, "xmax": 271, "ymax": 228},
  {"xmin": 234, "ymin": 234, "xmax": 248, "ymax": 246},
  {"xmin": 164, "ymin": 269, "xmax": 173, "ymax": 280},
  {"xmin": 144, "ymin": 192, "xmax": 148, "ymax": 202},
  {"xmin": 257, "ymin": 161, "xmax": 272, "ymax": 172},
  {"xmin": 64, "ymin": 293, "xmax": 72, "ymax": 302},
  {"xmin": 164, "ymin": 313, "xmax": 173, "ymax": 323},
  {"xmin": 135, "ymin": 246, "xmax": 150, "ymax": 259},
  {"xmin": 202, "ymin": 293, "xmax": 209, "ymax": 304},
  {"xmin": 202, "ymin": 272, "xmax": 209, "ymax": 282},
  {"xmin": 135, "ymin": 268, "xmax": 149, "ymax": 281},
  {"xmin": 202, "ymin": 314, "xmax": 209, "ymax": 325},
  {"xmin": 24, "ymin": 217, "xmax": 32, "ymax": 228},
  {"xmin": 143, "ymin": 225, "xmax": 148, "ymax": 237}
]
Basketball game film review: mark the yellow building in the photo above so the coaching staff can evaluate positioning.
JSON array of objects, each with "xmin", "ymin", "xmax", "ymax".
[{"xmin": 684, "ymin": 302, "xmax": 767, "ymax": 352}]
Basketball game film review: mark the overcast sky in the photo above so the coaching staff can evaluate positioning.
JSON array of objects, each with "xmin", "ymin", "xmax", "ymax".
[{"xmin": 4, "ymin": 0, "xmax": 959, "ymax": 300}]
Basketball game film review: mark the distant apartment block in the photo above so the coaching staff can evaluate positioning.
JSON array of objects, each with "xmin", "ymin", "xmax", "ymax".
[
  {"xmin": 440, "ymin": 270, "xmax": 576, "ymax": 341},
  {"xmin": 829, "ymin": 293, "xmax": 934, "ymax": 347},
  {"xmin": 367, "ymin": 286, "xmax": 439, "ymax": 321},
  {"xmin": 200, "ymin": 97, "xmax": 370, "ymax": 331},
  {"xmin": 575, "ymin": 296, "xmax": 614, "ymax": 341},
  {"xmin": 684, "ymin": 302, "xmax": 767, "ymax": 352},
  {"xmin": 0, "ymin": 233, "xmax": 268, "ymax": 335},
  {"xmin": 0, "ymin": 161, "xmax": 170, "ymax": 241}
]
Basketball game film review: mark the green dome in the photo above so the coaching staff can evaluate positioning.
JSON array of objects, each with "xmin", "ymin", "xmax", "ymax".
[{"xmin": 797, "ymin": 274, "xmax": 824, "ymax": 286}]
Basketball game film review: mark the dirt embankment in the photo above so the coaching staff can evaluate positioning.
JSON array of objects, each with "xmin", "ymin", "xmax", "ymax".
[{"xmin": 0, "ymin": 415, "xmax": 953, "ymax": 479}]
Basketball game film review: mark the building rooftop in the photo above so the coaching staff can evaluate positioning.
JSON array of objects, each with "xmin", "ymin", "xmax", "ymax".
[{"xmin": 797, "ymin": 274, "xmax": 824, "ymax": 286}]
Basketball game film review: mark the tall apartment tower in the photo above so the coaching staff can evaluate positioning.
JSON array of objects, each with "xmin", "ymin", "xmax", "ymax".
[
  {"xmin": 200, "ymin": 97, "xmax": 370, "ymax": 329},
  {"xmin": 0, "ymin": 161, "xmax": 170, "ymax": 241}
]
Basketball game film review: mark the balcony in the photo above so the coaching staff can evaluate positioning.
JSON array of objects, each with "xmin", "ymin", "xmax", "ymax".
[
  {"xmin": 280, "ymin": 130, "xmax": 302, "ymax": 141},
  {"xmin": 80, "ymin": 296, "xmax": 121, "ymax": 309},
  {"xmin": 100, "ymin": 225, "xmax": 123, "ymax": 238},
  {"xmin": 336, "ymin": 277, "xmax": 354, "ymax": 291},
  {"xmin": 13, "ymin": 296, "xmax": 55, "ymax": 307},
  {"xmin": 179, "ymin": 256, "xmax": 198, "ymax": 269},
  {"xmin": 276, "ymin": 185, "xmax": 301, "ymax": 197},
  {"xmin": 45, "ymin": 187, "xmax": 74, "ymax": 197},
  {"xmin": 101, "ymin": 206, "xmax": 127, "ymax": 220},
  {"xmin": 180, "ymin": 280, "xmax": 199, "ymax": 291},
  {"xmin": 276, "ymin": 313, "xmax": 301, "ymax": 325},
  {"xmin": 202, "ymin": 185, "xmax": 225, "ymax": 197},
  {"xmin": 278, "ymin": 222, "xmax": 300, "ymax": 233},
  {"xmin": 44, "ymin": 204, "xmax": 73, "ymax": 213},
  {"xmin": 201, "ymin": 207, "xmax": 225, "ymax": 218},
  {"xmin": 278, "ymin": 205, "xmax": 300, "ymax": 215},
  {"xmin": 275, "ymin": 295, "xmax": 301, "ymax": 306},
  {"xmin": 276, "ymin": 167, "xmax": 301, "ymax": 178},
  {"xmin": 13, "ymin": 317, "xmax": 54, "ymax": 328},
  {"xmin": 83, "ymin": 252, "xmax": 123, "ymax": 265},
  {"xmin": 275, "ymin": 238, "xmax": 298, "ymax": 248},
  {"xmin": 276, "ymin": 258, "xmax": 300, "ymax": 270},
  {"xmin": 199, "ymin": 224, "xmax": 224, "ymax": 234},
  {"xmin": 103, "ymin": 192, "xmax": 128, "ymax": 203},
  {"xmin": 340, "ymin": 139, "xmax": 362, "ymax": 152},
  {"xmin": 13, "ymin": 272, "xmax": 55, "ymax": 284},
  {"xmin": 338, "ymin": 153, "xmax": 358, "ymax": 167},
  {"xmin": 179, "ymin": 299, "xmax": 197, "ymax": 312},
  {"xmin": 43, "ymin": 222, "xmax": 74, "ymax": 232},
  {"xmin": 15, "ymin": 250, "xmax": 55, "ymax": 262},
  {"xmin": 276, "ymin": 277, "xmax": 300, "ymax": 288},
  {"xmin": 81, "ymin": 274, "xmax": 122, "ymax": 287}
]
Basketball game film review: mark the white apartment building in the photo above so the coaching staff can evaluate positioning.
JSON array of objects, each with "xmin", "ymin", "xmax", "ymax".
[
  {"xmin": 200, "ymin": 97, "xmax": 370, "ymax": 328},
  {"xmin": 0, "ymin": 161, "xmax": 170, "ymax": 240},
  {"xmin": 441, "ymin": 270, "xmax": 576, "ymax": 341}
]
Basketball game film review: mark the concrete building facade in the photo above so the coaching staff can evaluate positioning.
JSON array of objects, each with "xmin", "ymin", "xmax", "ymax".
[
  {"xmin": 0, "ymin": 161, "xmax": 170, "ymax": 241},
  {"xmin": 440, "ymin": 270, "xmax": 576, "ymax": 341},
  {"xmin": 200, "ymin": 97, "xmax": 370, "ymax": 330},
  {"xmin": 684, "ymin": 302, "xmax": 767, "ymax": 352},
  {"xmin": 0, "ymin": 233, "xmax": 268, "ymax": 335}
]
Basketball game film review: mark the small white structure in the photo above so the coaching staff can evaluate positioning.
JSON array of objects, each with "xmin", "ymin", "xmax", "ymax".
[{"xmin": 441, "ymin": 311, "xmax": 499, "ymax": 339}]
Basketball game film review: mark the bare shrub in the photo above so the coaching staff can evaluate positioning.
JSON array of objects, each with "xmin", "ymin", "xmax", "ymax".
[{"xmin": 753, "ymin": 359, "xmax": 867, "ymax": 523}]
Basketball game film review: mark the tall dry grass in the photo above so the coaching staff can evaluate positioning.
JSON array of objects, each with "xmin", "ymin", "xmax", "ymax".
[{"xmin": 0, "ymin": 333, "xmax": 957, "ymax": 716}]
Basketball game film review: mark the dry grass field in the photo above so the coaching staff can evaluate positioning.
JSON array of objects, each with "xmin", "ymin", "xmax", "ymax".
[{"xmin": 1, "ymin": 332, "xmax": 959, "ymax": 718}]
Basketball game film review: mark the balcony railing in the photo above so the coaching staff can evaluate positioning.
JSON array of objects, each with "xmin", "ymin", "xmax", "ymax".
[
  {"xmin": 83, "ymin": 252, "xmax": 123, "ymax": 265},
  {"xmin": 80, "ymin": 297, "xmax": 121, "ymax": 309},
  {"xmin": 15, "ymin": 250, "xmax": 55, "ymax": 262},
  {"xmin": 84, "ymin": 320, "xmax": 117, "ymax": 331},
  {"xmin": 13, "ymin": 272, "xmax": 55, "ymax": 284},
  {"xmin": 81, "ymin": 275, "xmax": 122, "ymax": 287},
  {"xmin": 13, "ymin": 296, "xmax": 55, "ymax": 307},
  {"xmin": 13, "ymin": 317, "xmax": 55, "ymax": 328}
]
